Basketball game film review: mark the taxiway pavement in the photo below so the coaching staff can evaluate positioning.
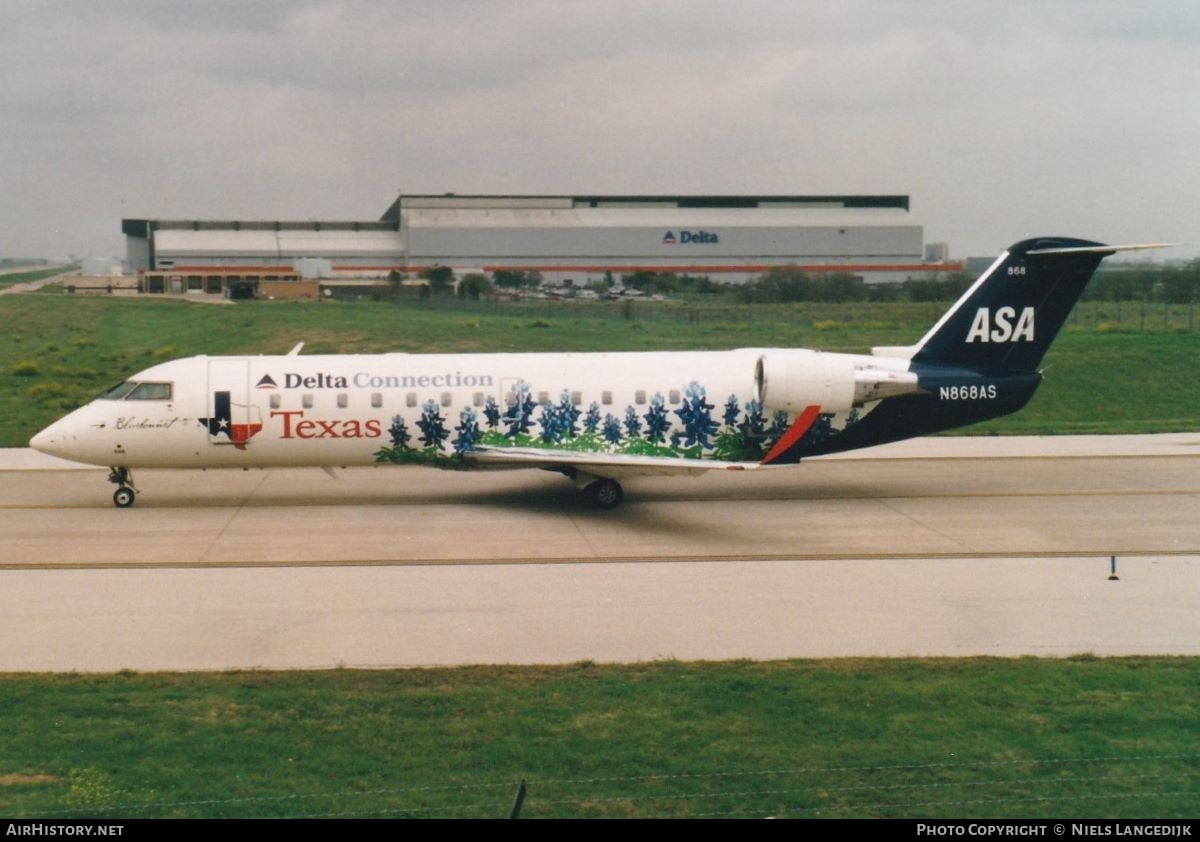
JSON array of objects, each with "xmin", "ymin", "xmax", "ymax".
[{"xmin": 1, "ymin": 434, "xmax": 1196, "ymax": 670}]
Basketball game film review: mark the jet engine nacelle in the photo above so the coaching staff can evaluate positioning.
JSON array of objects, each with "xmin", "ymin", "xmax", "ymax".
[
  {"xmin": 755, "ymin": 350, "xmax": 857, "ymax": 413},
  {"xmin": 756, "ymin": 350, "xmax": 921, "ymax": 412}
]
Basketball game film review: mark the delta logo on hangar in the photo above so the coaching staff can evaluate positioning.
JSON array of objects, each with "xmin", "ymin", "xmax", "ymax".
[{"xmin": 662, "ymin": 230, "xmax": 720, "ymax": 245}]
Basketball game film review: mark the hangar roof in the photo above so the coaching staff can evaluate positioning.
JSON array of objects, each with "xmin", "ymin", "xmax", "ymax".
[
  {"xmin": 399, "ymin": 207, "xmax": 909, "ymax": 229},
  {"xmin": 380, "ymin": 193, "xmax": 910, "ymax": 221}
]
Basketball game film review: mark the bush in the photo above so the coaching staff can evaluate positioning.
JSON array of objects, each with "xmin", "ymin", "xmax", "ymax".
[
  {"xmin": 64, "ymin": 767, "xmax": 122, "ymax": 815},
  {"xmin": 11, "ymin": 361, "xmax": 39, "ymax": 377},
  {"xmin": 457, "ymin": 273, "xmax": 491, "ymax": 301},
  {"xmin": 28, "ymin": 381, "xmax": 71, "ymax": 400}
]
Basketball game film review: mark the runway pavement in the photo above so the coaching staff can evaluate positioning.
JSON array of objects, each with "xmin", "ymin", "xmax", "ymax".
[{"xmin": 0, "ymin": 434, "xmax": 1197, "ymax": 671}]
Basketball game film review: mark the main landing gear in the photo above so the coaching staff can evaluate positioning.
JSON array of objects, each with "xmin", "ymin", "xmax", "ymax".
[
  {"xmin": 586, "ymin": 478, "xmax": 624, "ymax": 509},
  {"xmin": 108, "ymin": 467, "xmax": 137, "ymax": 508},
  {"xmin": 569, "ymin": 471, "xmax": 624, "ymax": 509}
]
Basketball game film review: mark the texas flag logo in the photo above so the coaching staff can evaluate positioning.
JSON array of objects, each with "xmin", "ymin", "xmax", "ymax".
[
  {"xmin": 662, "ymin": 231, "xmax": 677, "ymax": 245},
  {"xmin": 198, "ymin": 391, "xmax": 263, "ymax": 450},
  {"xmin": 256, "ymin": 374, "xmax": 278, "ymax": 389}
]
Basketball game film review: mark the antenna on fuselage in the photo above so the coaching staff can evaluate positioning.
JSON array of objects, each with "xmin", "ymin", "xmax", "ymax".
[{"xmin": 287, "ymin": 342, "xmax": 305, "ymax": 356}]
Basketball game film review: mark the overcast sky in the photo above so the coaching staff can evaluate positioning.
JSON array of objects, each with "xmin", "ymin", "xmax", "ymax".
[{"xmin": 2, "ymin": 0, "xmax": 1197, "ymax": 261}]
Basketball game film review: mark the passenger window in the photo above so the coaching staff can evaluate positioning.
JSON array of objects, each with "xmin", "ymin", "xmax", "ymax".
[
  {"xmin": 126, "ymin": 382, "xmax": 173, "ymax": 401},
  {"xmin": 669, "ymin": 389, "xmax": 680, "ymax": 404},
  {"xmin": 303, "ymin": 394, "xmax": 313, "ymax": 409},
  {"xmin": 537, "ymin": 391, "xmax": 549, "ymax": 405},
  {"xmin": 601, "ymin": 390, "xmax": 612, "ymax": 406},
  {"xmin": 570, "ymin": 390, "xmax": 582, "ymax": 405},
  {"xmin": 440, "ymin": 392, "xmax": 452, "ymax": 407},
  {"xmin": 371, "ymin": 393, "xmax": 382, "ymax": 408},
  {"xmin": 473, "ymin": 392, "xmax": 484, "ymax": 407},
  {"xmin": 337, "ymin": 393, "xmax": 348, "ymax": 409},
  {"xmin": 635, "ymin": 389, "xmax": 646, "ymax": 405},
  {"xmin": 504, "ymin": 391, "xmax": 516, "ymax": 407},
  {"xmin": 406, "ymin": 393, "xmax": 417, "ymax": 408},
  {"xmin": 269, "ymin": 394, "xmax": 281, "ymax": 409}
]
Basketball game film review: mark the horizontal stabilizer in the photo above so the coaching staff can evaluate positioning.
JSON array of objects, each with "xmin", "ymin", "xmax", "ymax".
[{"xmin": 1025, "ymin": 242, "xmax": 1173, "ymax": 256}]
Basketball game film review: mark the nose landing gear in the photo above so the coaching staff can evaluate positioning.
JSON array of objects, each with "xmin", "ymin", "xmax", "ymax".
[{"xmin": 108, "ymin": 467, "xmax": 137, "ymax": 508}]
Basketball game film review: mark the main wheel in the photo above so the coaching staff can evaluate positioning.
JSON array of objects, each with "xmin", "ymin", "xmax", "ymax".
[
  {"xmin": 586, "ymin": 478, "xmax": 624, "ymax": 509},
  {"xmin": 113, "ymin": 486, "xmax": 135, "ymax": 508}
]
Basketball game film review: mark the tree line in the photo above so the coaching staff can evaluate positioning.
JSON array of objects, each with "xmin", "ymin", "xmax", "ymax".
[{"xmin": 390, "ymin": 260, "xmax": 1200, "ymax": 304}]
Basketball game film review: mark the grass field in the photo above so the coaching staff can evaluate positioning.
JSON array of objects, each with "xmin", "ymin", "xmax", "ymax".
[
  {"xmin": 0, "ymin": 658, "xmax": 1196, "ymax": 819},
  {"xmin": 0, "ymin": 291, "xmax": 1196, "ymax": 446}
]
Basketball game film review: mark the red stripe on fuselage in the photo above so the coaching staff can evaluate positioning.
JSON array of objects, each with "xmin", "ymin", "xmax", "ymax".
[{"xmin": 760, "ymin": 405, "xmax": 821, "ymax": 465}]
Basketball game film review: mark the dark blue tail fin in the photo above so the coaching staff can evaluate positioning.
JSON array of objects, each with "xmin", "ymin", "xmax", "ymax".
[
  {"xmin": 911, "ymin": 237, "xmax": 1112, "ymax": 371},
  {"xmin": 792, "ymin": 237, "xmax": 1157, "ymax": 460}
]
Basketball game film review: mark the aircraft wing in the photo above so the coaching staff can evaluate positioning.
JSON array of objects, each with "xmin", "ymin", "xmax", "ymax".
[{"xmin": 463, "ymin": 445, "xmax": 764, "ymax": 479}]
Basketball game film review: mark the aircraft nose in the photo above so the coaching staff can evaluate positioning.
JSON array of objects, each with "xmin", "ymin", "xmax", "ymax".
[
  {"xmin": 30, "ymin": 420, "xmax": 73, "ymax": 459},
  {"xmin": 29, "ymin": 425, "xmax": 59, "ymax": 455},
  {"xmin": 29, "ymin": 406, "xmax": 112, "ymax": 466}
]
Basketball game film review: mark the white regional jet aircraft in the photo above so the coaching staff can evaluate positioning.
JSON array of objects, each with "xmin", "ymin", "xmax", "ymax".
[{"xmin": 30, "ymin": 237, "xmax": 1155, "ymax": 509}]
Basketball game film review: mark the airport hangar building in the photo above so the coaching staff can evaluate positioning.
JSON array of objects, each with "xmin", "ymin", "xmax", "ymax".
[{"xmin": 122, "ymin": 193, "xmax": 954, "ymax": 290}]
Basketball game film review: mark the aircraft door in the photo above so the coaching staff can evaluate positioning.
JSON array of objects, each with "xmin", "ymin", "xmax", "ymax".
[{"xmin": 203, "ymin": 359, "xmax": 263, "ymax": 449}]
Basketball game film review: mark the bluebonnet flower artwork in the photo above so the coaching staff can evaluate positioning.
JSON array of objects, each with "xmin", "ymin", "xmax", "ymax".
[
  {"xmin": 602, "ymin": 413, "xmax": 622, "ymax": 445},
  {"xmin": 483, "ymin": 395, "xmax": 501, "ymax": 429},
  {"xmin": 767, "ymin": 410, "xmax": 790, "ymax": 442},
  {"xmin": 739, "ymin": 399, "xmax": 766, "ymax": 444},
  {"xmin": 623, "ymin": 406, "xmax": 641, "ymax": 439},
  {"xmin": 388, "ymin": 414, "xmax": 411, "ymax": 449},
  {"xmin": 503, "ymin": 380, "xmax": 536, "ymax": 438},
  {"xmin": 417, "ymin": 400, "xmax": 449, "ymax": 450},
  {"xmin": 800, "ymin": 412, "xmax": 836, "ymax": 448},
  {"xmin": 583, "ymin": 401, "xmax": 601, "ymax": 434},
  {"xmin": 453, "ymin": 407, "xmax": 480, "ymax": 454},
  {"xmin": 643, "ymin": 393, "xmax": 670, "ymax": 443},
  {"xmin": 557, "ymin": 390, "xmax": 580, "ymax": 438},
  {"xmin": 371, "ymin": 373, "xmax": 854, "ymax": 472},
  {"xmin": 538, "ymin": 403, "xmax": 561, "ymax": 443},
  {"xmin": 722, "ymin": 394, "xmax": 740, "ymax": 429},
  {"xmin": 675, "ymin": 381, "xmax": 718, "ymax": 448}
]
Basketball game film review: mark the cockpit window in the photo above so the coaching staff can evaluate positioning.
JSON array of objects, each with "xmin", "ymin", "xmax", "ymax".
[
  {"xmin": 126, "ymin": 382, "xmax": 173, "ymax": 401},
  {"xmin": 98, "ymin": 381, "xmax": 138, "ymax": 400}
]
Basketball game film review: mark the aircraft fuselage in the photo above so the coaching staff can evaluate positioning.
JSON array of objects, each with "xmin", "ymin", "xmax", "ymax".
[{"xmin": 32, "ymin": 347, "xmax": 911, "ymax": 470}]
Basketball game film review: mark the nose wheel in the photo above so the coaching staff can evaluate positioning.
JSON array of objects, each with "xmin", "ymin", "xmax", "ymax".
[{"xmin": 108, "ymin": 467, "xmax": 137, "ymax": 508}]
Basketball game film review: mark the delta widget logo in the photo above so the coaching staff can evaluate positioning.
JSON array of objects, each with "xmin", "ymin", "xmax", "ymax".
[{"xmin": 662, "ymin": 230, "xmax": 719, "ymax": 245}]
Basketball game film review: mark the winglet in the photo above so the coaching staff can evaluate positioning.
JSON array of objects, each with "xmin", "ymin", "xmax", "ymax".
[{"xmin": 287, "ymin": 342, "xmax": 305, "ymax": 356}]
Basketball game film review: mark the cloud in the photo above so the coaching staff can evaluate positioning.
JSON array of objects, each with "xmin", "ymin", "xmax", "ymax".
[{"xmin": 0, "ymin": 1, "xmax": 1196, "ymax": 259}]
